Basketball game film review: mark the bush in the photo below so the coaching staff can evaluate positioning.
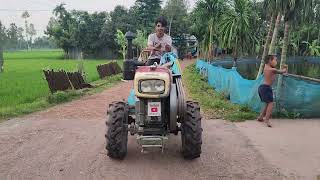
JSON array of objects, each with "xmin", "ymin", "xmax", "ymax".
[{"xmin": 47, "ymin": 90, "xmax": 82, "ymax": 104}]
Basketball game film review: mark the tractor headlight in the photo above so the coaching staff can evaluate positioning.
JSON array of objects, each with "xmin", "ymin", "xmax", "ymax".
[{"xmin": 139, "ymin": 80, "xmax": 165, "ymax": 93}]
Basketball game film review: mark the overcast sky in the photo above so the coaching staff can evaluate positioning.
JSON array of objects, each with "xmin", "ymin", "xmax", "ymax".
[{"xmin": 0, "ymin": 0, "xmax": 197, "ymax": 37}]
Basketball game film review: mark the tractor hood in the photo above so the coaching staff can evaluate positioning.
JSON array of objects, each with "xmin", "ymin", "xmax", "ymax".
[{"xmin": 134, "ymin": 66, "xmax": 171, "ymax": 98}]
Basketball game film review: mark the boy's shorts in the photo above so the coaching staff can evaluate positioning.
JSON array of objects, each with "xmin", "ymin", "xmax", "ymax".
[{"xmin": 258, "ymin": 84, "xmax": 273, "ymax": 103}]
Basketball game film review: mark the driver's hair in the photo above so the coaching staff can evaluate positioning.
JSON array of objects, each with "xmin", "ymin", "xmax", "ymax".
[{"xmin": 155, "ymin": 16, "xmax": 168, "ymax": 27}]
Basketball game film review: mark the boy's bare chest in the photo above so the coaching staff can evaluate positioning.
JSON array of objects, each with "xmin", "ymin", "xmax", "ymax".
[{"xmin": 264, "ymin": 70, "xmax": 276, "ymax": 84}]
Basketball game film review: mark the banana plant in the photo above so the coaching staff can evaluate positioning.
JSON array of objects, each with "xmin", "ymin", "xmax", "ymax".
[{"xmin": 302, "ymin": 40, "xmax": 320, "ymax": 56}]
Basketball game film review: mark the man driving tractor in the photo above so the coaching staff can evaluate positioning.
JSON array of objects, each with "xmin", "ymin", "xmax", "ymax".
[
  {"xmin": 105, "ymin": 15, "xmax": 202, "ymax": 160},
  {"xmin": 146, "ymin": 16, "xmax": 173, "ymax": 66}
]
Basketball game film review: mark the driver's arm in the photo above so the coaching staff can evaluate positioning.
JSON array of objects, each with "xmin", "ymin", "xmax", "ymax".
[
  {"xmin": 161, "ymin": 61, "xmax": 173, "ymax": 68},
  {"xmin": 165, "ymin": 36, "xmax": 173, "ymax": 52}
]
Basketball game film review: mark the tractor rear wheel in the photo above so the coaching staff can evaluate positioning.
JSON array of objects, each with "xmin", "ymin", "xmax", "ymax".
[
  {"xmin": 181, "ymin": 101, "xmax": 202, "ymax": 159},
  {"xmin": 105, "ymin": 101, "xmax": 129, "ymax": 159}
]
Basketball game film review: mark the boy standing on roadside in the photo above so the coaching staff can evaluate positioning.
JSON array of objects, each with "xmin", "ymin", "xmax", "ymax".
[{"xmin": 257, "ymin": 55, "xmax": 288, "ymax": 127}]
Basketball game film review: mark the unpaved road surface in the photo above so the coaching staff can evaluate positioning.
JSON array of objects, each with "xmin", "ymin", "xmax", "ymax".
[{"xmin": 0, "ymin": 60, "xmax": 284, "ymax": 180}]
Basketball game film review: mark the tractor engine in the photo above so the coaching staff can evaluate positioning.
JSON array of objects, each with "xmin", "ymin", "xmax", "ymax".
[{"xmin": 133, "ymin": 66, "xmax": 171, "ymax": 136}]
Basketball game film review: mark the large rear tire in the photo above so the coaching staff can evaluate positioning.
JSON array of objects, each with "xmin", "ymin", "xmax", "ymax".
[
  {"xmin": 181, "ymin": 101, "xmax": 202, "ymax": 159},
  {"xmin": 105, "ymin": 101, "xmax": 129, "ymax": 159}
]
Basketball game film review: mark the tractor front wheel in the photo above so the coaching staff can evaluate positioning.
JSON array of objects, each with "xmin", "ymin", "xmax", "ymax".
[
  {"xmin": 181, "ymin": 101, "xmax": 202, "ymax": 159},
  {"xmin": 105, "ymin": 101, "xmax": 129, "ymax": 160}
]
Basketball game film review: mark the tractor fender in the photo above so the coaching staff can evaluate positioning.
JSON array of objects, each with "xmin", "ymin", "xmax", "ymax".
[{"xmin": 170, "ymin": 83, "xmax": 178, "ymax": 132}]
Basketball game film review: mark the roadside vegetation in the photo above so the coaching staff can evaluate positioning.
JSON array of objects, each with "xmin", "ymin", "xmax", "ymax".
[{"xmin": 184, "ymin": 65, "xmax": 257, "ymax": 122}]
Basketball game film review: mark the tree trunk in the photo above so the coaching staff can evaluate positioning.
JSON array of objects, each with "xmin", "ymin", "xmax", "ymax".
[
  {"xmin": 209, "ymin": 23, "xmax": 213, "ymax": 59},
  {"xmin": 268, "ymin": 12, "xmax": 282, "ymax": 55},
  {"xmin": 279, "ymin": 21, "xmax": 290, "ymax": 73},
  {"xmin": 168, "ymin": 17, "xmax": 173, "ymax": 36},
  {"xmin": 25, "ymin": 20, "xmax": 29, "ymax": 51},
  {"xmin": 256, "ymin": 14, "xmax": 275, "ymax": 79},
  {"xmin": 318, "ymin": 28, "xmax": 320, "ymax": 42},
  {"xmin": 0, "ymin": 46, "xmax": 4, "ymax": 73},
  {"xmin": 276, "ymin": 20, "xmax": 290, "ymax": 111}
]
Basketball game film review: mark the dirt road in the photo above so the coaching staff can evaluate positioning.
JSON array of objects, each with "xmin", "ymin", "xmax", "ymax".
[{"xmin": 0, "ymin": 60, "xmax": 283, "ymax": 180}]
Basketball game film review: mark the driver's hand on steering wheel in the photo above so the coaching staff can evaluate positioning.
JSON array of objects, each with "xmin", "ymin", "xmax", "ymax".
[
  {"xmin": 165, "ymin": 44, "xmax": 171, "ymax": 52},
  {"xmin": 154, "ymin": 43, "xmax": 162, "ymax": 49}
]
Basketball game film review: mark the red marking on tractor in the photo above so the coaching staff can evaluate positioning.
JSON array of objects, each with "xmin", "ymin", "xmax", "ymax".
[{"xmin": 136, "ymin": 66, "xmax": 170, "ymax": 73}]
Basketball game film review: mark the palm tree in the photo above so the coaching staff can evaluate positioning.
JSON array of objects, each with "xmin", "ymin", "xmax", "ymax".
[
  {"xmin": 268, "ymin": 13, "xmax": 282, "ymax": 55},
  {"xmin": 256, "ymin": 15, "xmax": 275, "ymax": 78},
  {"xmin": 256, "ymin": 0, "xmax": 278, "ymax": 78},
  {"xmin": 276, "ymin": 0, "xmax": 314, "ymax": 109},
  {"xmin": 219, "ymin": 0, "xmax": 256, "ymax": 59},
  {"xmin": 190, "ymin": 0, "xmax": 227, "ymax": 60},
  {"xmin": 21, "ymin": 11, "xmax": 30, "ymax": 50},
  {"xmin": 277, "ymin": 0, "xmax": 313, "ymax": 67}
]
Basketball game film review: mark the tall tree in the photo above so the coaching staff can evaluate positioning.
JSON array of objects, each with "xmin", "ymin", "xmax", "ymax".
[
  {"xmin": 133, "ymin": 0, "xmax": 162, "ymax": 33},
  {"xmin": 0, "ymin": 21, "xmax": 6, "ymax": 73},
  {"xmin": 6, "ymin": 23, "xmax": 19, "ymax": 50},
  {"xmin": 33, "ymin": 36, "xmax": 56, "ymax": 49},
  {"xmin": 278, "ymin": 0, "xmax": 313, "ymax": 67},
  {"xmin": 219, "ymin": 0, "xmax": 257, "ymax": 59},
  {"xmin": 256, "ymin": 0, "xmax": 277, "ymax": 78},
  {"xmin": 190, "ymin": 0, "xmax": 226, "ymax": 42},
  {"xmin": 46, "ymin": 4, "xmax": 79, "ymax": 58},
  {"xmin": 276, "ymin": 0, "xmax": 313, "ymax": 110},
  {"xmin": 162, "ymin": 0, "xmax": 188, "ymax": 36},
  {"xmin": 21, "ymin": 11, "xmax": 30, "ymax": 50},
  {"xmin": 17, "ymin": 27, "xmax": 25, "ymax": 49},
  {"xmin": 189, "ymin": 0, "xmax": 227, "ymax": 60},
  {"xmin": 28, "ymin": 23, "xmax": 36, "ymax": 50},
  {"xmin": 268, "ymin": 13, "xmax": 281, "ymax": 55}
]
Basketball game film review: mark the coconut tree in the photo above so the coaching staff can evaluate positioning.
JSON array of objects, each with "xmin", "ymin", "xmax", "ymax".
[
  {"xmin": 256, "ymin": 0, "xmax": 284, "ymax": 78},
  {"xmin": 256, "ymin": 16, "xmax": 275, "ymax": 77},
  {"xmin": 268, "ymin": 13, "xmax": 282, "ymax": 55},
  {"xmin": 275, "ymin": 0, "xmax": 314, "ymax": 110},
  {"xmin": 189, "ymin": 0, "xmax": 227, "ymax": 60},
  {"xmin": 219, "ymin": 0, "xmax": 257, "ymax": 60},
  {"xmin": 277, "ymin": 0, "xmax": 313, "ymax": 67}
]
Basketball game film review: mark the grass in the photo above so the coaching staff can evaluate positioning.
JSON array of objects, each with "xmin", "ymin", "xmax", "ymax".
[
  {"xmin": 4, "ymin": 49, "xmax": 64, "ymax": 60},
  {"xmin": 183, "ymin": 64, "xmax": 257, "ymax": 122},
  {"xmin": 0, "ymin": 50, "xmax": 122, "ymax": 120}
]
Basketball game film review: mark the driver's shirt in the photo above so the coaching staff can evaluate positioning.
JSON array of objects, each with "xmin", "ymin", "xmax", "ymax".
[{"xmin": 147, "ymin": 33, "xmax": 172, "ymax": 59}]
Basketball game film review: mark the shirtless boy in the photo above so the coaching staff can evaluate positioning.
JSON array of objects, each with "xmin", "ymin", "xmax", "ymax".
[{"xmin": 257, "ymin": 55, "xmax": 288, "ymax": 127}]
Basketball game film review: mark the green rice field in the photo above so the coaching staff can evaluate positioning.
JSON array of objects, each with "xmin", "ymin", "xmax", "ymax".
[{"xmin": 0, "ymin": 50, "xmax": 121, "ymax": 120}]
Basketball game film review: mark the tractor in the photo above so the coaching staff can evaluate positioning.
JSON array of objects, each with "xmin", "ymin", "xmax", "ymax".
[{"xmin": 105, "ymin": 31, "xmax": 202, "ymax": 159}]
